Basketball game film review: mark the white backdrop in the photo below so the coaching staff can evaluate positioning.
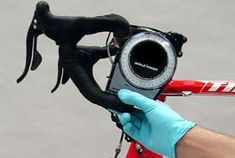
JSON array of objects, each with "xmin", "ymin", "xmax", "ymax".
[{"xmin": 0, "ymin": 0, "xmax": 235, "ymax": 157}]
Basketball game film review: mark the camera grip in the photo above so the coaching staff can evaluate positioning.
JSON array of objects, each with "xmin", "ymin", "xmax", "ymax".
[{"xmin": 59, "ymin": 44, "xmax": 134, "ymax": 113}]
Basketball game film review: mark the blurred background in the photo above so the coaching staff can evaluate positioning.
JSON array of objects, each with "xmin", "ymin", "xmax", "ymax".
[{"xmin": 0, "ymin": 0, "xmax": 235, "ymax": 157}]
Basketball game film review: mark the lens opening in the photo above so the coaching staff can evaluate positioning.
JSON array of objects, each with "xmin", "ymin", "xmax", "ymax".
[{"xmin": 129, "ymin": 40, "xmax": 168, "ymax": 79}]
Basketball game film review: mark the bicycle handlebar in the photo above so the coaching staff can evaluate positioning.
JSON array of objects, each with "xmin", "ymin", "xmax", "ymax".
[
  {"xmin": 17, "ymin": 1, "xmax": 186, "ymax": 113},
  {"xmin": 58, "ymin": 44, "xmax": 134, "ymax": 112},
  {"xmin": 36, "ymin": 1, "xmax": 130, "ymax": 43},
  {"xmin": 17, "ymin": 1, "xmax": 135, "ymax": 112},
  {"xmin": 17, "ymin": 1, "xmax": 131, "ymax": 82}
]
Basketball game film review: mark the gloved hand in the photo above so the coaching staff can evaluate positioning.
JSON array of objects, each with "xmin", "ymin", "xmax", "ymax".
[{"xmin": 118, "ymin": 89, "xmax": 196, "ymax": 158}]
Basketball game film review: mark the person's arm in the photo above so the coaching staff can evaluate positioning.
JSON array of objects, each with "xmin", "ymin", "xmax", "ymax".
[
  {"xmin": 117, "ymin": 89, "xmax": 235, "ymax": 158},
  {"xmin": 118, "ymin": 89, "xmax": 196, "ymax": 158},
  {"xmin": 176, "ymin": 126, "xmax": 235, "ymax": 158}
]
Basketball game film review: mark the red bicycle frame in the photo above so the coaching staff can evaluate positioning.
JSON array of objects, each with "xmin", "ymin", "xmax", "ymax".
[{"xmin": 126, "ymin": 80, "xmax": 235, "ymax": 158}]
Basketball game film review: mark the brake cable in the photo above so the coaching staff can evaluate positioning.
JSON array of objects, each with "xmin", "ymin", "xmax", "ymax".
[
  {"xmin": 113, "ymin": 131, "xmax": 124, "ymax": 158},
  {"xmin": 106, "ymin": 32, "xmax": 115, "ymax": 65}
]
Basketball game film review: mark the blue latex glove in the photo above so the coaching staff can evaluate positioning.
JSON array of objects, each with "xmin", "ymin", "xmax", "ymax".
[{"xmin": 118, "ymin": 89, "xmax": 195, "ymax": 158}]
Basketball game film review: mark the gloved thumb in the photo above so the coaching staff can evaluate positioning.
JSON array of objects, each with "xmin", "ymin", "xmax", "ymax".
[{"xmin": 118, "ymin": 89, "xmax": 156, "ymax": 113}]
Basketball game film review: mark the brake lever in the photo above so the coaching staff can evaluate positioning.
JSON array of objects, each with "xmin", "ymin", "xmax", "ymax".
[
  {"xmin": 31, "ymin": 36, "xmax": 42, "ymax": 71},
  {"xmin": 17, "ymin": 2, "xmax": 68, "ymax": 92},
  {"xmin": 17, "ymin": 14, "xmax": 43, "ymax": 83},
  {"xmin": 50, "ymin": 58, "xmax": 70, "ymax": 93}
]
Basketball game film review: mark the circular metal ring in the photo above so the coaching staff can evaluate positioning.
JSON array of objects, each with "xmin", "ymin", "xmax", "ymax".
[{"xmin": 119, "ymin": 32, "xmax": 177, "ymax": 89}]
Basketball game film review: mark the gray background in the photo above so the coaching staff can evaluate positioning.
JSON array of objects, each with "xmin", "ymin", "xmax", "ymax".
[{"xmin": 1, "ymin": 0, "xmax": 235, "ymax": 157}]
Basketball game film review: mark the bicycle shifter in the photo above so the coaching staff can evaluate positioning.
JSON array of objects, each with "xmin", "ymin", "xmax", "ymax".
[
  {"xmin": 16, "ymin": 11, "xmax": 43, "ymax": 83},
  {"xmin": 17, "ymin": 1, "xmax": 85, "ymax": 86}
]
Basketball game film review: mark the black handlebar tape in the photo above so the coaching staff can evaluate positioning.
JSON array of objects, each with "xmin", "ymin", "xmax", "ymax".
[
  {"xmin": 51, "ymin": 45, "xmax": 119, "ymax": 93},
  {"xmin": 59, "ymin": 43, "xmax": 134, "ymax": 113},
  {"xmin": 82, "ymin": 14, "xmax": 130, "ymax": 38},
  {"xmin": 17, "ymin": 1, "xmax": 131, "ymax": 84},
  {"xmin": 35, "ymin": 1, "xmax": 130, "ymax": 45}
]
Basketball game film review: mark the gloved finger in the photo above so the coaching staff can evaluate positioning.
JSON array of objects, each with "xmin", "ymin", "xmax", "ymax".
[
  {"xmin": 119, "ymin": 113, "xmax": 131, "ymax": 125},
  {"xmin": 123, "ymin": 122, "xmax": 140, "ymax": 141},
  {"xmin": 118, "ymin": 89, "xmax": 156, "ymax": 113},
  {"xmin": 131, "ymin": 115, "xmax": 142, "ymax": 129},
  {"xmin": 132, "ymin": 109, "xmax": 145, "ymax": 120},
  {"xmin": 119, "ymin": 113, "xmax": 142, "ymax": 129}
]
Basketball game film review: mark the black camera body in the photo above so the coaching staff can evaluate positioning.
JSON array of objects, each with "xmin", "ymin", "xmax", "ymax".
[{"xmin": 106, "ymin": 27, "xmax": 186, "ymax": 99}]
